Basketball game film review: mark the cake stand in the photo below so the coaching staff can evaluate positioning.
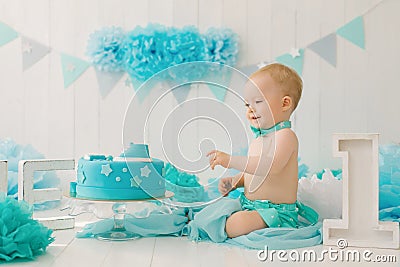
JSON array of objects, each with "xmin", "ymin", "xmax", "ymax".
[{"xmin": 65, "ymin": 191, "xmax": 174, "ymax": 241}]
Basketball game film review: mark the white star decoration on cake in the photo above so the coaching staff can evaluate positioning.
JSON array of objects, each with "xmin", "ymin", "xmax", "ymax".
[
  {"xmin": 101, "ymin": 164, "xmax": 113, "ymax": 176},
  {"xmin": 140, "ymin": 165, "xmax": 151, "ymax": 177},
  {"xmin": 289, "ymin": 48, "xmax": 300, "ymax": 58},
  {"xmin": 130, "ymin": 176, "xmax": 142, "ymax": 188}
]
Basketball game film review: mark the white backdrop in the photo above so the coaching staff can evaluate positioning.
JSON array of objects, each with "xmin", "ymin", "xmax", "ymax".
[{"xmin": 0, "ymin": 0, "xmax": 399, "ymax": 174}]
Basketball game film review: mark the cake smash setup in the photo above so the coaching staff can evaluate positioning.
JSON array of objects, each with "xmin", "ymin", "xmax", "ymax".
[
  {"xmin": 0, "ymin": 20, "xmax": 399, "ymax": 263},
  {"xmin": 1, "ymin": 133, "xmax": 399, "ymax": 261}
]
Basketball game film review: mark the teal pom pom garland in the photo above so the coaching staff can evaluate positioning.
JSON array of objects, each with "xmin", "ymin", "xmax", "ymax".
[{"xmin": 86, "ymin": 24, "xmax": 239, "ymax": 81}]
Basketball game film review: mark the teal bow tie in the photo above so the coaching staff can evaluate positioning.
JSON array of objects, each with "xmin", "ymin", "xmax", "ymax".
[{"xmin": 250, "ymin": 120, "xmax": 291, "ymax": 138}]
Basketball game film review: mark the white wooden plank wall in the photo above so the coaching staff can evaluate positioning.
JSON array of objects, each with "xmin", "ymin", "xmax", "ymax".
[{"xmin": 0, "ymin": 0, "xmax": 398, "ymax": 173}]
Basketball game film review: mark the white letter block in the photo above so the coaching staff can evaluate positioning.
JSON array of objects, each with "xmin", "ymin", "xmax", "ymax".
[
  {"xmin": 0, "ymin": 160, "xmax": 7, "ymax": 194},
  {"xmin": 323, "ymin": 134, "xmax": 399, "ymax": 249},
  {"xmin": 18, "ymin": 159, "xmax": 76, "ymax": 230}
]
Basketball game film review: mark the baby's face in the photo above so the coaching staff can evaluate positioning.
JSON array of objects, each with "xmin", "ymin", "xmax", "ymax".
[{"xmin": 244, "ymin": 73, "xmax": 283, "ymax": 129}]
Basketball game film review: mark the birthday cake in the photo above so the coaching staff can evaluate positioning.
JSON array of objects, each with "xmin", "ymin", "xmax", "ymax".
[{"xmin": 70, "ymin": 143, "xmax": 165, "ymax": 200}]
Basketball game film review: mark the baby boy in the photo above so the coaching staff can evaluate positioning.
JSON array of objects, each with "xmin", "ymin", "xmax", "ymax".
[{"xmin": 207, "ymin": 63, "xmax": 318, "ymax": 238}]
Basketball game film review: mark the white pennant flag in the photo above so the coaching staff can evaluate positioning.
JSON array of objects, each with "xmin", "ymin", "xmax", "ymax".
[{"xmin": 21, "ymin": 36, "xmax": 51, "ymax": 71}]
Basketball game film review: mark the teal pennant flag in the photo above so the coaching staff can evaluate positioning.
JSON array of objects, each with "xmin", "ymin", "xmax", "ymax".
[
  {"xmin": 0, "ymin": 21, "xmax": 18, "ymax": 46},
  {"xmin": 336, "ymin": 16, "xmax": 365, "ymax": 49},
  {"xmin": 130, "ymin": 76, "xmax": 151, "ymax": 103},
  {"xmin": 61, "ymin": 53, "xmax": 90, "ymax": 88},
  {"xmin": 275, "ymin": 49, "xmax": 304, "ymax": 75},
  {"xmin": 206, "ymin": 68, "xmax": 232, "ymax": 102}
]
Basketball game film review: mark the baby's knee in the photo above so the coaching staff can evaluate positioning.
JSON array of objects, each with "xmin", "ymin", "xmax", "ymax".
[
  {"xmin": 225, "ymin": 211, "xmax": 267, "ymax": 238},
  {"xmin": 225, "ymin": 211, "xmax": 248, "ymax": 238},
  {"xmin": 225, "ymin": 214, "xmax": 240, "ymax": 238}
]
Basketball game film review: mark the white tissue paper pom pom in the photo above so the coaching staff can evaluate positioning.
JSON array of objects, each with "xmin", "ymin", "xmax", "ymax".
[{"xmin": 297, "ymin": 169, "xmax": 342, "ymax": 220}]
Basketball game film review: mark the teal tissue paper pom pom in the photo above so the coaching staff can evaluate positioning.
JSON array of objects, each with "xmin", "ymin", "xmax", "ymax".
[
  {"xmin": 0, "ymin": 194, "xmax": 54, "ymax": 262},
  {"xmin": 164, "ymin": 163, "xmax": 205, "ymax": 203},
  {"xmin": 297, "ymin": 157, "xmax": 309, "ymax": 179},
  {"xmin": 203, "ymin": 27, "xmax": 239, "ymax": 66},
  {"xmin": 86, "ymin": 26, "xmax": 126, "ymax": 72},
  {"xmin": 0, "ymin": 138, "xmax": 59, "ymax": 210},
  {"xmin": 87, "ymin": 24, "xmax": 239, "ymax": 82}
]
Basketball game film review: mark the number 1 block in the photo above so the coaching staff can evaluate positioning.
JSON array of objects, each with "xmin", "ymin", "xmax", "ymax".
[{"xmin": 323, "ymin": 134, "xmax": 399, "ymax": 248}]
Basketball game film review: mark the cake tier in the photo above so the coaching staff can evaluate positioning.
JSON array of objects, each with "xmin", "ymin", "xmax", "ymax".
[
  {"xmin": 74, "ymin": 184, "xmax": 165, "ymax": 200},
  {"xmin": 121, "ymin": 143, "xmax": 150, "ymax": 158},
  {"xmin": 75, "ymin": 156, "xmax": 165, "ymax": 200}
]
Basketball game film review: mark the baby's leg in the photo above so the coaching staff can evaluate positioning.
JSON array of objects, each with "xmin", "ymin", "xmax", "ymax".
[{"xmin": 225, "ymin": 210, "xmax": 267, "ymax": 238}]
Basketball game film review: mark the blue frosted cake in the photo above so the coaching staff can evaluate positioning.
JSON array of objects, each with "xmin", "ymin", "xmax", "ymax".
[{"xmin": 70, "ymin": 143, "xmax": 165, "ymax": 200}]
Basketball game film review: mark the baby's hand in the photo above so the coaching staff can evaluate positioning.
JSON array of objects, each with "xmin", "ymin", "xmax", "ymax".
[
  {"xmin": 207, "ymin": 150, "xmax": 231, "ymax": 170},
  {"xmin": 218, "ymin": 176, "xmax": 235, "ymax": 196}
]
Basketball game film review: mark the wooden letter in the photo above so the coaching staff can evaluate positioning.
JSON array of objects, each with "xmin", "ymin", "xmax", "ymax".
[
  {"xmin": 18, "ymin": 159, "xmax": 76, "ymax": 230},
  {"xmin": 323, "ymin": 134, "xmax": 399, "ymax": 248}
]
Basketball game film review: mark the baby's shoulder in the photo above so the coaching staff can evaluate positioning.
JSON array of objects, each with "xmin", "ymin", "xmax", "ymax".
[{"xmin": 275, "ymin": 128, "xmax": 298, "ymax": 145}]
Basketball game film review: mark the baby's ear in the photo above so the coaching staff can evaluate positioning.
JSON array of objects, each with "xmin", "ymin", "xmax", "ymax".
[{"xmin": 282, "ymin": 96, "xmax": 293, "ymax": 112}]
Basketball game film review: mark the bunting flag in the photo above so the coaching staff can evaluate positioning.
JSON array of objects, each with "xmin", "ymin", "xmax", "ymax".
[
  {"xmin": 60, "ymin": 53, "xmax": 90, "ymax": 89},
  {"xmin": 95, "ymin": 69, "xmax": 124, "ymax": 98},
  {"xmin": 308, "ymin": 33, "xmax": 337, "ymax": 67},
  {"xmin": 0, "ymin": 21, "xmax": 18, "ymax": 46},
  {"xmin": 21, "ymin": 36, "xmax": 51, "ymax": 71},
  {"xmin": 172, "ymin": 84, "xmax": 192, "ymax": 105},
  {"xmin": 207, "ymin": 68, "xmax": 233, "ymax": 102},
  {"xmin": 0, "ymin": 1, "xmax": 370, "ymax": 101},
  {"xmin": 130, "ymin": 76, "xmax": 151, "ymax": 103},
  {"xmin": 336, "ymin": 16, "xmax": 365, "ymax": 49},
  {"xmin": 208, "ymin": 84, "xmax": 227, "ymax": 102},
  {"xmin": 239, "ymin": 63, "xmax": 260, "ymax": 77},
  {"xmin": 275, "ymin": 48, "xmax": 304, "ymax": 75}
]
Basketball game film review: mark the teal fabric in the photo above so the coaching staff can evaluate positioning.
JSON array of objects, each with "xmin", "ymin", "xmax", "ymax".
[
  {"xmin": 185, "ymin": 197, "xmax": 323, "ymax": 250},
  {"xmin": 77, "ymin": 197, "xmax": 322, "ymax": 250},
  {"xmin": 250, "ymin": 120, "xmax": 291, "ymax": 138},
  {"xmin": 239, "ymin": 193, "xmax": 319, "ymax": 228},
  {"xmin": 76, "ymin": 208, "xmax": 188, "ymax": 238},
  {"xmin": 184, "ymin": 198, "xmax": 242, "ymax": 242},
  {"xmin": 225, "ymin": 222, "xmax": 323, "ymax": 250}
]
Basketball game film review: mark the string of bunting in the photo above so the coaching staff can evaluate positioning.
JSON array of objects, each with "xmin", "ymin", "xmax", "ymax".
[
  {"xmin": 0, "ymin": 1, "xmax": 383, "ymax": 103},
  {"xmin": 240, "ymin": 15, "xmax": 366, "ymax": 77}
]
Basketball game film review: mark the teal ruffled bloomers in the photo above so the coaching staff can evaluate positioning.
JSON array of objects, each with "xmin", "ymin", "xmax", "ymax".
[{"xmin": 239, "ymin": 193, "xmax": 319, "ymax": 228}]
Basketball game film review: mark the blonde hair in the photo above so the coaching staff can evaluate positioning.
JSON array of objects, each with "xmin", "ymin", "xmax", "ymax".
[{"xmin": 250, "ymin": 63, "xmax": 303, "ymax": 112}]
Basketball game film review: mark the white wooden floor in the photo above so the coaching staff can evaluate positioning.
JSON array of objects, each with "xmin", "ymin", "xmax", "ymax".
[{"xmin": 2, "ymin": 210, "xmax": 399, "ymax": 267}]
